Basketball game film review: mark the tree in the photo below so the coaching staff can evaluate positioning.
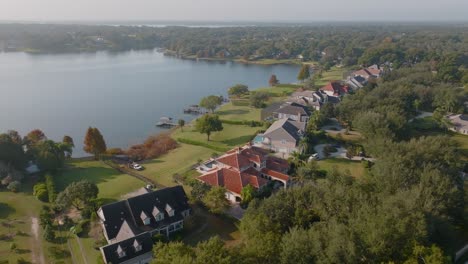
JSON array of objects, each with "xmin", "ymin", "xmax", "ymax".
[
  {"xmin": 178, "ymin": 119, "xmax": 185, "ymax": 132},
  {"xmin": 83, "ymin": 127, "xmax": 107, "ymax": 159},
  {"xmin": 228, "ymin": 84, "xmax": 249, "ymax": 98},
  {"xmin": 62, "ymin": 135, "xmax": 74, "ymax": 158},
  {"xmin": 0, "ymin": 133, "xmax": 27, "ymax": 169},
  {"xmin": 202, "ymin": 186, "xmax": 230, "ymax": 214},
  {"xmin": 269, "ymin": 75, "xmax": 279, "ymax": 86},
  {"xmin": 152, "ymin": 242, "xmax": 194, "ymax": 264},
  {"xmin": 190, "ymin": 181, "xmax": 211, "ymax": 202},
  {"xmin": 56, "ymin": 180, "xmax": 99, "ymax": 210},
  {"xmin": 26, "ymin": 129, "xmax": 46, "ymax": 145},
  {"xmin": 403, "ymin": 244, "xmax": 451, "ymax": 264},
  {"xmin": 199, "ymin": 95, "xmax": 222, "ymax": 113},
  {"xmin": 241, "ymin": 184, "xmax": 256, "ymax": 204},
  {"xmin": 250, "ymin": 91, "xmax": 270, "ymax": 108},
  {"xmin": 195, "ymin": 114, "xmax": 223, "ymax": 141},
  {"xmin": 297, "ymin": 64, "xmax": 310, "ymax": 82},
  {"xmin": 35, "ymin": 140, "xmax": 69, "ymax": 172}
]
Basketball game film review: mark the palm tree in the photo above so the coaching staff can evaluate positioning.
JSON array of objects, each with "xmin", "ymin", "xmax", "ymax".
[{"xmin": 288, "ymin": 151, "xmax": 305, "ymax": 168}]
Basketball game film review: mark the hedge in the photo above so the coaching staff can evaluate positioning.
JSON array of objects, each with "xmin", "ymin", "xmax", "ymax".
[
  {"xmin": 220, "ymin": 119, "xmax": 264, "ymax": 127},
  {"xmin": 45, "ymin": 174, "xmax": 56, "ymax": 203},
  {"xmin": 176, "ymin": 138, "xmax": 229, "ymax": 152}
]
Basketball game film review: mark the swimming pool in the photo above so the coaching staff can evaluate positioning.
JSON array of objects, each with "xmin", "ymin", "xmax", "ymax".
[{"xmin": 253, "ymin": 135, "xmax": 264, "ymax": 144}]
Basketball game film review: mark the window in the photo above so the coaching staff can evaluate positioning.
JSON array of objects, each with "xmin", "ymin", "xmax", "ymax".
[
  {"xmin": 281, "ymin": 140, "xmax": 286, "ymax": 144},
  {"xmin": 117, "ymin": 245, "xmax": 126, "ymax": 258},
  {"xmin": 143, "ymin": 217, "xmax": 150, "ymax": 225}
]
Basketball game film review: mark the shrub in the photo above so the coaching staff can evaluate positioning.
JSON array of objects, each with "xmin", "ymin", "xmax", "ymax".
[
  {"xmin": 33, "ymin": 182, "xmax": 49, "ymax": 202},
  {"xmin": 7, "ymin": 181, "xmax": 21, "ymax": 192},
  {"xmin": 220, "ymin": 119, "xmax": 264, "ymax": 127},
  {"xmin": 126, "ymin": 133, "xmax": 177, "ymax": 160},
  {"xmin": 75, "ymin": 219, "xmax": 90, "ymax": 237}
]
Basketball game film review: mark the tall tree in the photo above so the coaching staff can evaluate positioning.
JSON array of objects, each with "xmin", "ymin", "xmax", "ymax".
[
  {"xmin": 35, "ymin": 140, "xmax": 69, "ymax": 172},
  {"xmin": 83, "ymin": 127, "xmax": 107, "ymax": 159},
  {"xmin": 195, "ymin": 114, "xmax": 223, "ymax": 141},
  {"xmin": 62, "ymin": 135, "xmax": 74, "ymax": 158},
  {"xmin": 269, "ymin": 75, "xmax": 279, "ymax": 86},
  {"xmin": 178, "ymin": 119, "xmax": 185, "ymax": 132},
  {"xmin": 26, "ymin": 129, "xmax": 46, "ymax": 145},
  {"xmin": 297, "ymin": 64, "xmax": 310, "ymax": 82},
  {"xmin": 199, "ymin": 95, "xmax": 223, "ymax": 113},
  {"xmin": 241, "ymin": 184, "xmax": 256, "ymax": 204}
]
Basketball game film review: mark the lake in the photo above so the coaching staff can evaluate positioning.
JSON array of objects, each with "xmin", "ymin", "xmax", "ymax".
[{"xmin": 0, "ymin": 50, "xmax": 300, "ymax": 157}]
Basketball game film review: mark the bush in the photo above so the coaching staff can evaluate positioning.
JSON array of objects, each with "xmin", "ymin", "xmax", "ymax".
[
  {"xmin": 176, "ymin": 138, "xmax": 229, "ymax": 152},
  {"xmin": 33, "ymin": 182, "xmax": 49, "ymax": 202},
  {"xmin": 7, "ymin": 181, "xmax": 21, "ymax": 192},
  {"xmin": 126, "ymin": 133, "xmax": 177, "ymax": 160},
  {"xmin": 75, "ymin": 219, "xmax": 90, "ymax": 237}
]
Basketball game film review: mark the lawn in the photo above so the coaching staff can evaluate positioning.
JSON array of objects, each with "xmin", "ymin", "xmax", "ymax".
[
  {"xmin": 139, "ymin": 144, "xmax": 212, "ymax": 187},
  {"xmin": 317, "ymin": 158, "xmax": 367, "ymax": 179},
  {"xmin": 173, "ymin": 124, "xmax": 260, "ymax": 151},
  {"xmin": 315, "ymin": 66, "xmax": 348, "ymax": 86},
  {"xmin": 56, "ymin": 160, "xmax": 146, "ymax": 200},
  {"xmin": 216, "ymin": 103, "xmax": 261, "ymax": 121}
]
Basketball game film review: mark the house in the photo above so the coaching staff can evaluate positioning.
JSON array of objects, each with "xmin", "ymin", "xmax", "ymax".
[
  {"xmin": 197, "ymin": 145, "xmax": 290, "ymax": 203},
  {"xmin": 352, "ymin": 64, "xmax": 384, "ymax": 80},
  {"xmin": 447, "ymin": 114, "xmax": 468, "ymax": 135},
  {"xmin": 258, "ymin": 118, "xmax": 306, "ymax": 156},
  {"xmin": 320, "ymin": 82, "xmax": 350, "ymax": 97},
  {"xmin": 97, "ymin": 186, "xmax": 191, "ymax": 264},
  {"xmin": 290, "ymin": 89, "xmax": 340, "ymax": 110},
  {"xmin": 273, "ymin": 102, "xmax": 311, "ymax": 122},
  {"xmin": 346, "ymin": 75, "xmax": 367, "ymax": 90}
]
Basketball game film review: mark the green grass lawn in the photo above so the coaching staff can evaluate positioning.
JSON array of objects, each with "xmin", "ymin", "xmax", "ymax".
[
  {"xmin": 315, "ymin": 66, "xmax": 348, "ymax": 87},
  {"xmin": 56, "ymin": 160, "xmax": 146, "ymax": 200},
  {"xmin": 173, "ymin": 124, "xmax": 260, "ymax": 151},
  {"xmin": 216, "ymin": 102, "xmax": 261, "ymax": 121},
  {"xmin": 139, "ymin": 144, "xmax": 212, "ymax": 187},
  {"xmin": 317, "ymin": 158, "xmax": 367, "ymax": 179}
]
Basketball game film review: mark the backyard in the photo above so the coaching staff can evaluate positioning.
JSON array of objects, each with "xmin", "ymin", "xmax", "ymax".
[{"xmin": 317, "ymin": 158, "xmax": 368, "ymax": 179}]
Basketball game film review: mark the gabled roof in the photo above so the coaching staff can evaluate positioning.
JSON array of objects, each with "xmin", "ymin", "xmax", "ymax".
[
  {"xmin": 100, "ymin": 232, "xmax": 152, "ymax": 264},
  {"xmin": 240, "ymin": 146, "xmax": 268, "ymax": 164},
  {"xmin": 263, "ymin": 118, "xmax": 303, "ymax": 142},
  {"xmin": 99, "ymin": 186, "xmax": 190, "ymax": 243},
  {"xmin": 261, "ymin": 168, "xmax": 290, "ymax": 181}
]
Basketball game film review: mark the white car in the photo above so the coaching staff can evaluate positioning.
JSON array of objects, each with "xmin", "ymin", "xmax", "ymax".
[
  {"xmin": 131, "ymin": 163, "xmax": 144, "ymax": 170},
  {"xmin": 308, "ymin": 153, "xmax": 320, "ymax": 162}
]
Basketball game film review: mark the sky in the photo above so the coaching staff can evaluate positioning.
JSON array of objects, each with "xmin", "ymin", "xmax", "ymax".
[{"xmin": 1, "ymin": 0, "xmax": 468, "ymax": 22}]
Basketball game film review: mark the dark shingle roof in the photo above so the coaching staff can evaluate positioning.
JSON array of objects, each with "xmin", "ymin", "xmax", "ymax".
[
  {"xmin": 99, "ymin": 200, "xmax": 135, "ymax": 241},
  {"xmin": 264, "ymin": 118, "xmax": 303, "ymax": 142},
  {"xmin": 126, "ymin": 186, "xmax": 190, "ymax": 230},
  {"xmin": 274, "ymin": 103, "xmax": 310, "ymax": 116},
  {"xmin": 100, "ymin": 231, "xmax": 152, "ymax": 264}
]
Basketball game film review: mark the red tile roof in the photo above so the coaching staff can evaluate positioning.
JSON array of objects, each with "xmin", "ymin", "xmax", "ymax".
[
  {"xmin": 261, "ymin": 168, "xmax": 290, "ymax": 181},
  {"xmin": 198, "ymin": 146, "xmax": 290, "ymax": 195},
  {"xmin": 198, "ymin": 167, "xmax": 268, "ymax": 195},
  {"xmin": 216, "ymin": 152, "xmax": 251, "ymax": 170},
  {"xmin": 320, "ymin": 82, "xmax": 349, "ymax": 96}
]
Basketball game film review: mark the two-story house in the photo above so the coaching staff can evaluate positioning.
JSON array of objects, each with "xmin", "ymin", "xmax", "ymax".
[
  {"xmin": 97, "ymin": 186, "xmax": 191, "ymax": 264},
  {"xmin": 198, "ymin": 145, "xmax": 290, "ymax": 203},
  {"xmin": 273, "ymin": 102, "xmax": 311, "ymax": 122}
]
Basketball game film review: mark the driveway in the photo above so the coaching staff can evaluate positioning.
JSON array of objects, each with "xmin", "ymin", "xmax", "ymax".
[{"xmin": 313, "ymin": 144, "xmax": 375, "ymax": 161}]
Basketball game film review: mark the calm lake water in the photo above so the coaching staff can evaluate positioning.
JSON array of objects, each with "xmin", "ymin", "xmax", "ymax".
[{"xmin": 0, "ymin": 50, "xmax": 300, "ymax": 157}]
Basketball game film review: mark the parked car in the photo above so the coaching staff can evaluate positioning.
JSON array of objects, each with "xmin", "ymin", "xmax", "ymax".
[
  {"xmin": 131, "ymin": 163, "xmax": 144, "ymax": 171},
  {"xmin": 308, "ymin": 153, "xmax": 320, "ymax": 162}
]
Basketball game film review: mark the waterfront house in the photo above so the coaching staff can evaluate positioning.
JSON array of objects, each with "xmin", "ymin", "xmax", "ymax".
[
  {"xmin": 197, "ymin": 145, "xmax": 290, "ymax": 203},
  {"xmin": 97, "ymin": 186, "xmax": 191, "ymax": 264},
  {"xmin": 257, "ymin": 118, "xmax": 306, "ymax": 156}
]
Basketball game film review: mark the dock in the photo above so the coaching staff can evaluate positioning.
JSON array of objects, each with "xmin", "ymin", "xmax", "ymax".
[
  {"xmin": 183, "ymin": 105, "xmax": 206, "ymax": 114},
  {"xmin": 156, "ymin": 117, "xmax": 177, "ymax": 128}
]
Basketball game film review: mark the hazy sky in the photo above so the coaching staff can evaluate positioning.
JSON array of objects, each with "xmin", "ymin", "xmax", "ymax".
[{"xmin": 2, "ymin": 0, "xmax": 468, "ymax": 22}]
